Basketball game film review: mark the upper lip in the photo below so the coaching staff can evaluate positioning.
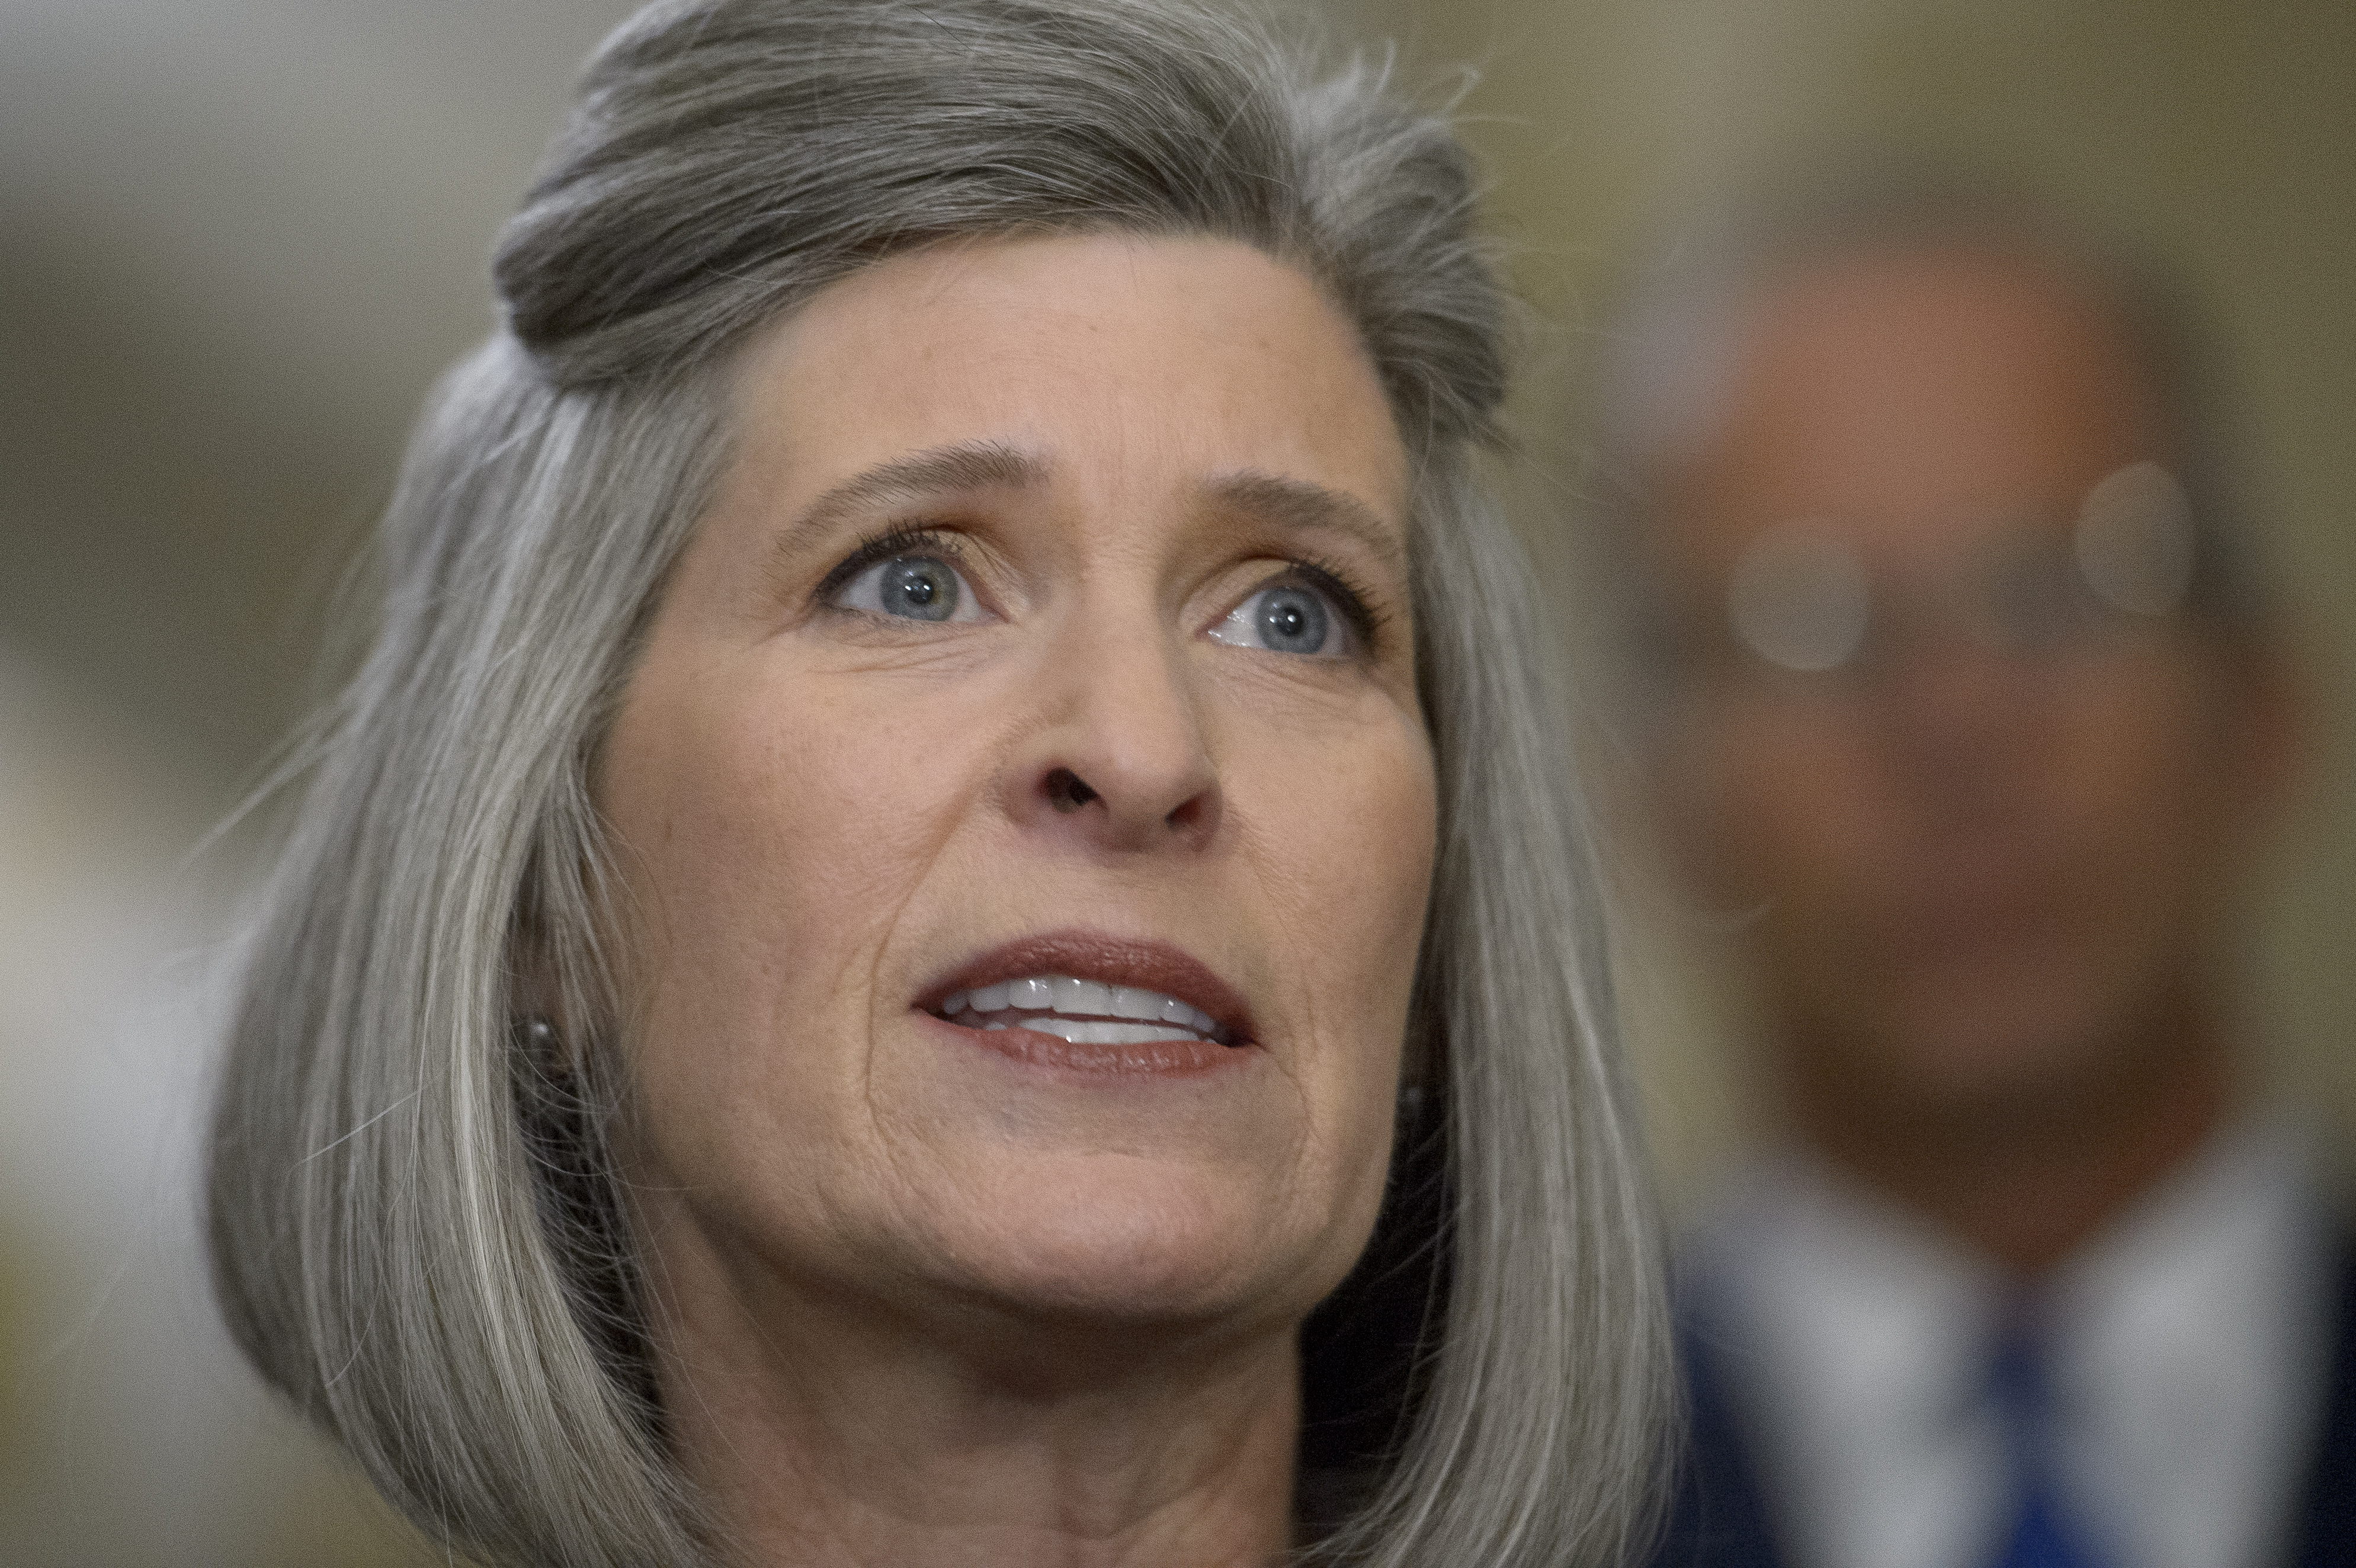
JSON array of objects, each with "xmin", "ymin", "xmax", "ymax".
[{"xmin": 919, "ymin": 929, "xmax": 1256, "ymax": 1046}]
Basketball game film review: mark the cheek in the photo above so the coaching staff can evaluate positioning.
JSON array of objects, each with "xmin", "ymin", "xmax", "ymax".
[
  {"xmin": 1235, "ymin": 706, "xmax": 1435, "ymax": 1130},
  {"xmin": 1298, "ymin": 720, "xmax": 1433, "ymax": 964},
  {"xmin": 2050, "ymin": 660, "xmax": 2242, "ymax": 904},
  {"xmin": 598, "ymin": 658, "xmax": 977, "ymax": 1152},
  {"xmin": 1681, "ymin": 701, "xmax": 1879, "ymax": 896}
]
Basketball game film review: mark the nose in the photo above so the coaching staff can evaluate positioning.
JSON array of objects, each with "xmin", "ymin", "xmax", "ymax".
[
  {"xmin": 1004, "ymin": 608, "xmax": 1222, "ymax": 853},
  {"xmin": 1880, "ymin": 633, "xmax": 2044, "ymax": 817}
]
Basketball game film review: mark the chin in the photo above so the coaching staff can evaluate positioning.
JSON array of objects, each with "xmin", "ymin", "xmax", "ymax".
[
  {"xmin": 947, "ymin": 1162, "xmax": 1347, "ymax": 1333},
  {"xmin": 1873, "ymin": 966, "xmax": 2133, "ymax": 1120}
]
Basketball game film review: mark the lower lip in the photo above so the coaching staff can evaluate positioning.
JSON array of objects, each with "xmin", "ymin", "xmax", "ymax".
[{"xmin": 925, "ymin": 1015, "xmax": 1251, "ymax": 1078}]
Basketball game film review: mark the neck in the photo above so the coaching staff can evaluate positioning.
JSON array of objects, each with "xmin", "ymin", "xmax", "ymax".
[
  {"xmin": 1780, "ymin": 994, "xmax": 2236, "ymax": 1280},
  {"xmin": 645, "ymin": 1240, "xmax": 1300, "ymax": 1568}
]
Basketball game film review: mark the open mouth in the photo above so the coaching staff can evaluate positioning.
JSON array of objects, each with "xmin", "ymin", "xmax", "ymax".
[{"xmin": 934, "ymin": 975, "xmax": 1235, "ymax": 1048}]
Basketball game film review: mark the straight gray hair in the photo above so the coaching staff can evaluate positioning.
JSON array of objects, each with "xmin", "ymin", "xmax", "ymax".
[{"xmin": 204, "ymin": 2, "xmax": 1670, "ymax": 1563}]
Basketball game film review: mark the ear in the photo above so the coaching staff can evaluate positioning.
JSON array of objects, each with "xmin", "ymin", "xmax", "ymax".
[{"xmin": 508, "ymin": 923, "xmax": 582, "ymax": 1075}]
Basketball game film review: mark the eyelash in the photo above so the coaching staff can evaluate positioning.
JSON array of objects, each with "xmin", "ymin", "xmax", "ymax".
[
  {"xmin": 811, "ymin": 527, "xmax": 1387, "ymax": 650},
  {"xmin": 812, "ymin": 524, "xmax": 972, "ymax": 606},
  {"xmin": 1270, "ymin": 556, "xmax": 1386, "ymax": 652}
]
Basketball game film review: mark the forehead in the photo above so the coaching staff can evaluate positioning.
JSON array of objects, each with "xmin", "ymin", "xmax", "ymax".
[
  {"xmin": 725, "ymin": 230, "xmax": 1411, "ymax": 532},
  {"xmin": 1661, "ymin": 244, "xmax": 2168, "ymax": 576}
]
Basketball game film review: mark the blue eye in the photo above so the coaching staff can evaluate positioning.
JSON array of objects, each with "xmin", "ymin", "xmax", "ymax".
[
  {"xmin": 834, "ymin": 554, "xmax": 982, "ymax": 623},
  {"xmin": 1209, "ymin": 582, "xmax": 1346, "ymax": 657}
]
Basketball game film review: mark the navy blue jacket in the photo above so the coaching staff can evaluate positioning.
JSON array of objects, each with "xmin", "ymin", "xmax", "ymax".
[{"xmin": 1648, "ymin": 1245, "xmax": 2356, "ymax": 1568}]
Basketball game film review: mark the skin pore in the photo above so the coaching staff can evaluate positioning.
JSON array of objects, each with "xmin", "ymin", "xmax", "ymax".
[
  {"xmin": 1653, "ymin": 245, "xmax": 2301, "ymax": 1277},
  {"xmin": 596, "ymin": 233, "xmax": 1435, "ymax": 1566}
]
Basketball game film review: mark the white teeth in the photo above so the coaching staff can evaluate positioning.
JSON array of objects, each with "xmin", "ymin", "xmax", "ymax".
[
  {"xmin": 943, "ymin": 972, "xmax": 1226, "ymax": 1041},
  {"xmin": 1054, "ymin": 977, "xmax": 1113, "ymax": 1015},
  {"xmin": 1024, "ymin": 1018, "xmax": 1202, "ymax": 1046},
  {"xmin": 1158, "ymin": 995, "xmax": 1214, "ymax": 1032}
]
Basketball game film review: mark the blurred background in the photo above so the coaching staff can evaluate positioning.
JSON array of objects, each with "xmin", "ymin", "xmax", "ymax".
[{"xmin": 0, "ymin": 0, "xmax": 2345, "ymax": 1560}]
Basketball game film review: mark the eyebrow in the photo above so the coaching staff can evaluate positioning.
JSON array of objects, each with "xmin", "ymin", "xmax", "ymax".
[
  {"xmin": 770, "ymin": 444, "xmax": 1405, "ymax": 580},
  {"xmin": 776, "ymin": 439, "xmax": 1048, "ymax": 556},
  {"xmin": 1201, "ymin": 472, "xmax": 1408, "ymax": 581}
]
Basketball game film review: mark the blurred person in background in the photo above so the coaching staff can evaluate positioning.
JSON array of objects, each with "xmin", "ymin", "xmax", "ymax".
[{"xmin": 1601, "ymin": 168, "xmax": 2354, "ymax": 1568}]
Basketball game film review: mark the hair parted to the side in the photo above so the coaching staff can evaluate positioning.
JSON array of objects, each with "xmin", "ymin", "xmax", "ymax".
[{"xmin": 204, "ymin": 2, "xmax": 1669, "ymax": 1564}]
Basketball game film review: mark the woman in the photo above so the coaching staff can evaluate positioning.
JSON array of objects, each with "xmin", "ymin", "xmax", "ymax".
[{"xmin": 204, "ymin": 1, "xmax": 1668, "ymax": 1563}]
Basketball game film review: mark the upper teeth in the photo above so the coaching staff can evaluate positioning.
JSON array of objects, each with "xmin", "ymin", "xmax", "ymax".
[{"xmin": 940, "ymin": 974, "xmax": 1227, "ymax": 1046}]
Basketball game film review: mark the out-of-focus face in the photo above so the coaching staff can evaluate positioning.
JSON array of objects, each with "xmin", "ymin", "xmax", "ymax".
[
  {"xmin": 599, "ymin": 233, "xmax": 1432, "ymax": 1349},
  {"xmin": 1652, "ymin": 246, "xmax": 2285, "ymax": 1126}
]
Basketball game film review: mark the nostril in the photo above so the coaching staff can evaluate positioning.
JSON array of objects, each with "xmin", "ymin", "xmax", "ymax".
[{"xmin": 1044, "ymin": 768, "xmax": 1101, "ymax": 815}]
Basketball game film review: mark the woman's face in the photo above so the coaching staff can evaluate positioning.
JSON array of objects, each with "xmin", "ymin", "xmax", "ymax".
[{"xmin": 600, "ymin": 232, "xmax": 1435, "ymax": 1347}]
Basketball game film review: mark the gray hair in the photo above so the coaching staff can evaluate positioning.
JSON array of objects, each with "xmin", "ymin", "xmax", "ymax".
[
  {"xmin": 204, "ymin": 2, "xmax": 1669, "ymax": 1564},
  {"xmin": 1591, "ymin": 154, "xmax": 2271, "ymax": 709}
]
